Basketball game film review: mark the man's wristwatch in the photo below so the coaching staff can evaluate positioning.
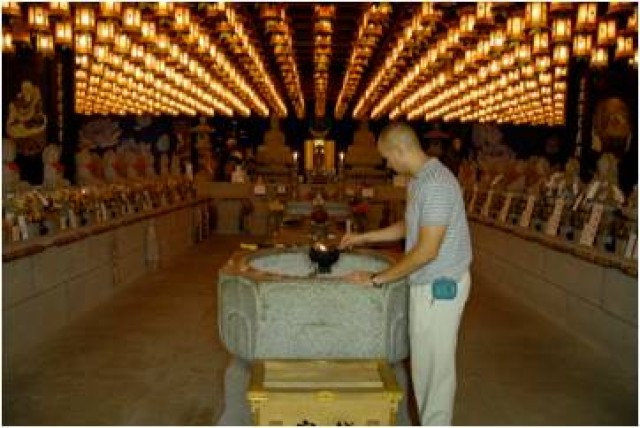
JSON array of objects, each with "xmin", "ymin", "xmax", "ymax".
[{"xmin": 369, "ymin": 273, "xmax": 384, "ymax": 288}]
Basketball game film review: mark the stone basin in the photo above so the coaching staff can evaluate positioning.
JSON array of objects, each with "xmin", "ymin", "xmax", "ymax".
[{"xmin": 218, "ymin": 247, "xmax": 409, "ymax": 362}]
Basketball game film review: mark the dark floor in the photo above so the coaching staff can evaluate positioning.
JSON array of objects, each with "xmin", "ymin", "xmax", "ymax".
[{"xmin": 3, "ymin": 235, "xmax": 638, "ymax": 425}]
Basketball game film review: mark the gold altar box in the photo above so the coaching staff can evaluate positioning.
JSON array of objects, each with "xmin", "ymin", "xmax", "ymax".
[{"xmin": 247, "ymin": 359, "xmax": 402, "ymax": 426}]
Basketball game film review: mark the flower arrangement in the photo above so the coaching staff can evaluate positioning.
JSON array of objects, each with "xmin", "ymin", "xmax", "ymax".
[{"xmin": 349, "ymin": 198, "xmax": 369, "ymax": 232}]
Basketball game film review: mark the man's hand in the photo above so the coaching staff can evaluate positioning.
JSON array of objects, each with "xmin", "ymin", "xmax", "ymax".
[
  {"xmin": 339, "ymin": 232, "xmax": 367, "ymax": 250},
  {"xmin": 342, "ymin": 270, "xmax": 374, "ymax": 287}
]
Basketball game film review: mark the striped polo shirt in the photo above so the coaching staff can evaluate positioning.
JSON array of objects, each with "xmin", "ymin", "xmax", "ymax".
[{"xmin": 405, "ymin": 157, "xmax": 472, "ymax": 285}]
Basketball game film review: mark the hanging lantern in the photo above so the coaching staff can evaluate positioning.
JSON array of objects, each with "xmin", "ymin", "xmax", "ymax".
[
  {"xmin": 532, "ymin": 31, "xmax": 550, "ymax": 55},
  {"xmin": 489, "ymin": 59, "xmax": 501, "ymax": 77},
  {"xmin": 521, "ymin": 63, "xmax": 535, "ymax": 78},
  {"xmin": 130, "ymin": 43, "xmax": 144, "ymax": 63},
  {"xmin": 156, "ymin": 32, "xmax": 170, "ymax": 54},
  {"xmin": 625, "ymin": 9, "xmax": 637, "ymax": 33},
  {"xmin": 447, "ymin": 27, "xmax": 461, "ymax": 50},
  {"xmin": 489, "ymin": 28, "xmax": 505, "ymax": 52},
  {"xmin": 615, "ymin": 35, "xmax": 635, "ymax": 59},
  {"xmin": 76, "ymin": 54, "xmax": 90, "ymax": 69},
  {"xmin": 506, "ymin": 14, "xmax": 525, "ymax": 42},
  {"xmin": 554, "ymin": 81, "xmax": 567, "ymax": 92},
  {"xmin": 2, "ymin": 30, "xmax": 15, "ymax": 53},
  {"xmin": 50, "ymin": 2, "xmax": 70, "ymax": 17},
  {"xmin": 573, "ymin": 33, "xmax": 592, "ymax": 57},
  {"xmin": 109, "ymin": 53, "xmax": 123, "ymax": 69},
  {"xmin": 517, "ymin": 43, "xmax": 532, "ymax": 63},
  {"xmin": 607, "ymin": 2, "xmax": 635, "ymax": 16},
  {"xmin": 576, "ymin": 3, "xmax": 598, "ymax": 32},
  {"xmin": 525, "ymin": 2, "xmax": 548, "ymax": 30},
  {"xmin": 554, "ymin": 65, "xmax": 568, "ymax": 77},
  {"xmin": 549, "ymin": 2, "xmax": 573, "ymax": 15},
  {"xmin": 94, "ymin": 43, "xmax": 109, "ymax": 62},
  {"xmin": 535, "ymin": 55, "xmax": 551, "ymax": 71},
  {"xmin": 114, "ymin": 32, "xmax": 131, "ymax": 54},
  {"xmin": 420, "ymin": 2, "xmax": 440, "ymax": 23},
  {"xmin": 459, "ymin": 9, "xmax": 476, "ymax": 40},
  {"xmin": 28, "ymin": 5, "xmax": 49, "ymax": 32},
  {"xmin": 75, "ymin": 6, "xmax": 95, "ymax": 32},
  {"xmin": 55, "ymin": 21, "xmax": 73, "ymax": 46},
  {"xmin": 597, "ymin": 19, "xmax": 617, "ymax": 46},
  {"xmin": 197, "ymin": 34, "xmax": 210, "ymax": 53},
  {"xmin": 476, "ymin": 38, "xmax": 491, "ymax": 62},
  {"xmin": 476, "ymin": 2, "xmax": 494, "ymax": 28},
  {"xmin": 99, "ymin": 2, "xmax": 121, "ymax": 19},
  {"xmin": 140, "ymin": 20, "xmax": 156, "ymax": 44},
  {"xmin": 552, "ymin": 17, "xmax": 572, "ymax": 43},
  {"xmin": 91, "ymin": 62, "xmax": 104, "ymax": 77},
  {"xmin": 96, "ymin": 19, "xmax": 116, "ymax": 44},
  {"xmin": 121, "ymin": 5, "xmax": 141, "ymax": 33},
  {"xmin": 2, "ymin": 2, "xmax": 21, "ymax": 17},
  {"xmin": 75, "ymin": 32, "xmax": 93, "ymax": 55},
  {"xmin": 501, "ymin": 51, "xmax": 515, "ymax": 69},
  {"xmin": 173, "ymin": 5, "xmax": 190, "ymax": 33},
  {"xmin": 155, "ymin": 2, "xmax": 173, "ymax": 18},
  {"xmin": 591, "ymin": 47, "xmax": 609, "ymax": 67},
  {"xmin": 552, "ymin": 44, "xmax": 570, "ymax": 65}
]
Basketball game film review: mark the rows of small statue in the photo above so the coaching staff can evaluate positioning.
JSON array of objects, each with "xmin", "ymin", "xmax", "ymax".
[
  {"xmin": 3, "ymin": 137, "xmax": 197, "ymax": 245},
  {"xmin": 458, "ymin": 154, "xmax": 637, "ymax": 260}
]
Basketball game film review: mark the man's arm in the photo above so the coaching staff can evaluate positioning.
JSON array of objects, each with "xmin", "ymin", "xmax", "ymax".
[
  {"xmin": 372, "ymin": 224, "xmax": 446, "ymax": 284},
  {"xmin": 340, "ymin": 220, "xmax": 406, "ymax": 249},
  {"xmin": 361, "ymin": 219, "xmax": 406, "ymax": 243}
]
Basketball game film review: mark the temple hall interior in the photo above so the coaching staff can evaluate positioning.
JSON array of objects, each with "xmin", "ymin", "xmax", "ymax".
[{"xmin": 2, "ymin": 2, "xmax": 638, "ymax": 426}]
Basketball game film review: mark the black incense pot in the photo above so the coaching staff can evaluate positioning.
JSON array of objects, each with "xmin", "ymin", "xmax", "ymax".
[{"xmin": 309, "ymin": 242, "xmax": 340, "ymax": 274}]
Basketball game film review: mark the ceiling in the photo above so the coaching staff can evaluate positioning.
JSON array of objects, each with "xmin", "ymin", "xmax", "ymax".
[
  {"xmin": 6, "ymin": 2, "xmax": 634, "ymax": 124},
  {"xmin": 226, "ymin": 2, "xmax": 422, "ymax": 119}
]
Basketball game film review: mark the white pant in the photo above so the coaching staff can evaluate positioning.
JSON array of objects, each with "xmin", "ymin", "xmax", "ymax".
[{"xmin": 409, "ymin": 271, "xmax": 471, "ymax": 426}]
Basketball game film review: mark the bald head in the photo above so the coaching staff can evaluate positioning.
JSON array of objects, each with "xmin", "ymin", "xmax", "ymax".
[
  {"xmin": 377, "ymin": 122, "xmax": 422, "ymax": 153},
  {"xmin": 377, "ymin": 122, "xmax": 429, "ymax": 175}
]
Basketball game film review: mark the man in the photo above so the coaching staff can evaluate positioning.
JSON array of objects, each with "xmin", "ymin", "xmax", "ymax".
[{"xmin": 340, "ymin": 122, "xmax": 472, "ymax": 426}]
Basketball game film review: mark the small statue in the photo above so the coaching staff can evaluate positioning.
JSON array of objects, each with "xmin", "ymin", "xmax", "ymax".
[
  {"xmin": 104, "ymin": 149, "xmax": 125, "ymax": 184},
  {"xmin": 76, "ymin": 147, "xmax": 102, "ymax": 185},
  {"xmin": 141, "ymin": 143, "xmax": 156, "ymax": 178},
  {"xmin": 589, "ymin": 153, "xmax": 625, "ymax": 206},
  {"xmin": 256, "ymin": 116, "xmax": 291, "ymax": 166},
  {"xmin": 524, "ymin": 157, "xmax": 550, "ymax": 196},
  {"xmin": 125, "ymin": 148, "xmax": 141, "ymax": 180},
  {"xmin": 42, "ymin": 144, "xmax": 68, "ymax": 189},
  {"xmin": 345, "ymin": 120, "xmax": 382, "ymax": 167},
  {"xmin": 160, "ymin": 153, "xmax": 170, "ymax": 177},
  {"xmin": 6, "ymin": 80, "xmax": 47, "ymax": 155},
  {"xmin": 505, "ymin": 160, "xmax": 527, "ymax": 193},
  {"xmin": 557, "ymin": 157, "xmax": 583, "ymax": 201},
  {"xmin": 170, "ymin": 155, "xmax": 181, "ymax": 176},
  {"xmin": 3, "ymin": 138, "xmax": 21, "ymax": 193}
]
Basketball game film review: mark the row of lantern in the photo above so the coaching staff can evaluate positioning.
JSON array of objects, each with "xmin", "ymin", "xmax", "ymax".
[
  {"xmin": 334, "ymin": 3, "xmax": 392, "ymax": 120},
  {"xmin": 74, "ymin": 42, "xmax": 232, "ymax": 117},
  {"xmin": 313, "ymin": 5, "xmax": 335, "ymax": 118},
  {"xmin": 375, "ymin": 26, "xmax": 636, "ymax": 122},
  {"xmin": 1, "ymin": 2, "xmax": 283, "ymax": 118},
  {"xmin": 260, "ymin": 5, "xmax": 305, "ymax": 119},
  {"xmin": 354, "ymin": 2, "xmax": 637, "ymax": 124},
  {"xmin": 352, "ymin": 3, "xmax": 440, "ymax": 119},
  {"xmin": 400, "ymin": 63, "xmax": 568, "ymax": 126},
  {"xmin": 208, "ymin": 3, "xmax": 287, "ymax": 117}
]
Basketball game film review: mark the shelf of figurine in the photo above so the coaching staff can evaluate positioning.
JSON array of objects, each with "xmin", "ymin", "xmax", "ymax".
[
  {"xmin": 3, "ymin": 176, "xmax": 198, "ymax": 246},
  {"xmin": 461, "ymin": 151, "xmax": 637, "ymax": 259}
]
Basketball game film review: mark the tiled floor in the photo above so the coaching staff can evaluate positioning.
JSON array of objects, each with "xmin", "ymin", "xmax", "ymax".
[{"xmin": 3, "ymin": 235, "xmax": 638, "ymax": 426}]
